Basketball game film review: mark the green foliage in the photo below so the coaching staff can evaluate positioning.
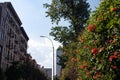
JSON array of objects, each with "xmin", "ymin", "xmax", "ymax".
[
  {"xmin": 44, "ymin": 0, "xmax": 90, "ymax": 24},
  {"xmin": 57, "ymin": 53, "xmax": 68, "ymax": 68},
  {"xmin": 77, "ymin": 0, "xmax": 120, "ymax": 79},
  {"xmin": 44, "ymin": 0, "xmax": 90, "ymax": 79},
  {"xmin": 59, "ymin": 42, "xmax": 80, "ymax": 80},
  {"xmin": 54, "ymin": 75, "xmax": 60, "ymax": 80},
  {"xmin": 5, "ymin": 62, "xmax": 49, "ymax": 80},
  {"xmin": 55, "ymin": 0, "xmax": 120, "ymax": 79},
  {"xmin": 5, "ymin": 62, "xmax": 23, "ymax": 80},
  {"xmin": 50, "ymin": 26, "xmax": 75, "ymax": 44},
  {"xmin": 0, "ymin": 68, "xmax": 5, "ymax": 80},
  {"xmin": 44, "ymin": 0, "xmax": 90, "ymax": 39}
]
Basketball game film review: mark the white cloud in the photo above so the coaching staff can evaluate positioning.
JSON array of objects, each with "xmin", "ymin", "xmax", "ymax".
[{"xmin": 28, "ymin": 38, "xmax": 61, "ymax": 68}]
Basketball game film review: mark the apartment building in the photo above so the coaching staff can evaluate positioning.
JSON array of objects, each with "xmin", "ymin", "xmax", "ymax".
[
  {"xmin": 44, "ymin": 68, "xmax": 52, "ymax": 80},
  {"xmin": 0, "ymin": 2, "xmax": 29, "ymax": 71},
  {"xmin": 56, "ymin": 48, "xmax": 63, "ymax": 77}
]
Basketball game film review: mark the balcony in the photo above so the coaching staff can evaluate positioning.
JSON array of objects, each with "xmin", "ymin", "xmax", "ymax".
[
  {"xmin": 5, "ymin": 56, "xmax": 9, "ymax": 60},
  {"xmin": 6, "ymin": 44, "xmax": 10, "ymax": 48},
  {"xmin": 20, "ymin": 46, "xmax": 26, "ymax": 52},
  {"xmin": 15, "ymin": 39, "xmax": 18, "ymax": 44},
  {"xmin": 7, "ymin": 31, "xmax": 11, "ymax": 36},
  {"xmin": 10, "ymin": 45, "xmax": 13, "ymax": 49},
  {"xmin": 6, "ymin": 44, "xmax": 13, "ymax": 49},
  {"xmin": 11, "ymin": 33, "xmax": 14, "ymax": 38},
  {"xmin": 20, "ymin": 38, "xmax": 25, "ymax": 43},
  {"xmin": 14, "ymin": 48, "xmax": 18, "ymax": 53},
  {"xmin": 7, "ymin": 31, "xmax": 14, "ymax": 38}
]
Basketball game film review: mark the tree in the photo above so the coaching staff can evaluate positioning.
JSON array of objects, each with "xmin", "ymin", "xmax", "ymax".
[
  {"xmin": 57, "ymin": 53, "xmax": 68, "ymax": 69},
  {"xmin": 0, "ymin": 68, "xmax": 5, "ymax": 80},
  {"xmin": 54, "ymin": 75, "xmax": 60, "ymax": 80},
  {"xmin": 44, "ymin": 1, "xmax": 90, "ymax": 79},
  {"xmin": 77, "ymin": 0, "xmax": 120, "ymax": 79},
  {"xmin": 20, "ymin": 61, "xmax": 49, "ymax": 80},
  {"xmin": 5, "ymin": 61, "xmax": 49, "ymax": 80},
  {"xmin": 44, "ymin": 0, "xmax": 90, "ymax": 40},
  {"xmin": 5, "ymin": 62, "xmax": 23, "ymax": 80},
  {"xmin": 49, "ymin": 26, "xmax": 75, "ymax": 44},
  {"xmin": 59, "ymin": 42, "xmax": 80, "ymax": 80}
]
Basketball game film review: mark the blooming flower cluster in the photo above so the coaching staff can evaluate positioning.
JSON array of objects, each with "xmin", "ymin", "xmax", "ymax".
[{"xmin": 77, "ymin": 1, "xmax": 120, "ymax": 79}]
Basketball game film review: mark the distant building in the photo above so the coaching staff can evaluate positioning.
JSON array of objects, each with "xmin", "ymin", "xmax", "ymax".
[
  {"xmin": 56, "ymin": 48, "xmax": 63, "ymax": 77},
  {"xmin": 0, "ymin": 2, "xmax": 29, "ymax": 71},
  {"xmin": 44, "ymin": 68, "xmax": 52, "ymax": 80}
]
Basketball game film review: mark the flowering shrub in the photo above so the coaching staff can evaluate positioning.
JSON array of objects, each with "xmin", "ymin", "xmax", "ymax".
[{"xmin": 77, "ymin": 0, "xmax": 120, "ymax": 79}]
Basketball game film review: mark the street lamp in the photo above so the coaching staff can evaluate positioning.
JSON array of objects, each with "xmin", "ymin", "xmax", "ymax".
[{"xmin": 40, "ymin": 36, "xmax": 55, "ymax": 80}]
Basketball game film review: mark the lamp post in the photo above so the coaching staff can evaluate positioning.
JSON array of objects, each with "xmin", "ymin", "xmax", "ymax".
[{"xmin": 40, "ymin": 36, "xmax": 55, "ymax": 80}]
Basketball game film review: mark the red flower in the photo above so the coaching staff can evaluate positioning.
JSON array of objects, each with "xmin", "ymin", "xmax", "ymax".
[
  {"xmin": 71, "ymin": 58, "xmax": 77, "ymax": 62},
  {"xmin": 86, "ymin": 72, "xmax": 91, "ymax": 77},
  {"xmin": 114, "ymin": 51, "xmax": 120, "ymax": 56},
  {"xmin": 109, "ymin": 55, "xmax": 118, "ymax": 61},
  {"xmin": 88, "ymin": 24, "xmax": 96, "ymax": 32},
  {"xmin": 93, "ymin": 75, "xmax": 97, "ymax": 79},
  {"xmin": 111, "ymin": 65, "xmax": 117, "ymax": 69},
  {"xmin": 96, "ymin": 18, "xmax": 102, "ymax": 21},
  {"xmin": 83, "ymin": 46, "xmax": 89, "ymax": 49},
  {"xmin": 91, "ymin": 48, "xmax": 98, "ymax": 55},
  {"xmin": 96, "ymin": 72, "xmax": 102, "ymax": 78},
  {"xmin": 79, "ymin": 37, "xmax": 83, "ymax": 42},
  {"xmin": 111, "ymin": 8, "xmax": 117, "ymax": 11},
  {"xmin": 80, "ymin": 61, "xmax": 86, "ymax": 69},
  {"xmin": 80, "ymin": 65, "xmax": 85, "ymax": 69},
  {"xmin": 93, "ymin": 72, "xmax": 102, "ymax": 79}
]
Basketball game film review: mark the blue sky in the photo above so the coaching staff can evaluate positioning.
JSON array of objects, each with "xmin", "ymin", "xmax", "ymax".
[{"xmin": 0, "ymin": 0, "xmax": 100, "ymax": 68}]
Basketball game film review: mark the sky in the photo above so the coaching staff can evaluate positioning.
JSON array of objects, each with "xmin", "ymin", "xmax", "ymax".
[{"xmin": 0, "ymin": 0, "xmax": 100, "ymax": 69}]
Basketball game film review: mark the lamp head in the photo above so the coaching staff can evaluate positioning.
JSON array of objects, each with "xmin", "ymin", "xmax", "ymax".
[{"xmin": 40, "ymin": 36, "xmax": 45, "ymax": 37}]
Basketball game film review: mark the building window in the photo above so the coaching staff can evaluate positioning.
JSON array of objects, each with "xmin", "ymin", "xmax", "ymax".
[
  {"xmin": 0, "ymin": 6, "xmax": 2, "ymax": 24},
  {"xmin": 0, "ymin": 45, "xmax": 2, "ymax": 53},
  {"xmin": 0, "ymin": 30, "xmax": 4, "ymax": 40}
]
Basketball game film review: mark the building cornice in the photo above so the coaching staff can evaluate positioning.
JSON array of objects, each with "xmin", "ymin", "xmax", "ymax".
[
  {"xmin": 20, "ymin": 27, "xmax": 29, "ymax": 41},
  {"xmin": 5, "ymin": 2, "xmax": 22, "ymax": 26}
]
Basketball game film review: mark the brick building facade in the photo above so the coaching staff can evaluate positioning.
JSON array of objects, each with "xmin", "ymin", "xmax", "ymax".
[{"xmin": 0, "ymin": 2, "xmax": 29, "ymax": 71}]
